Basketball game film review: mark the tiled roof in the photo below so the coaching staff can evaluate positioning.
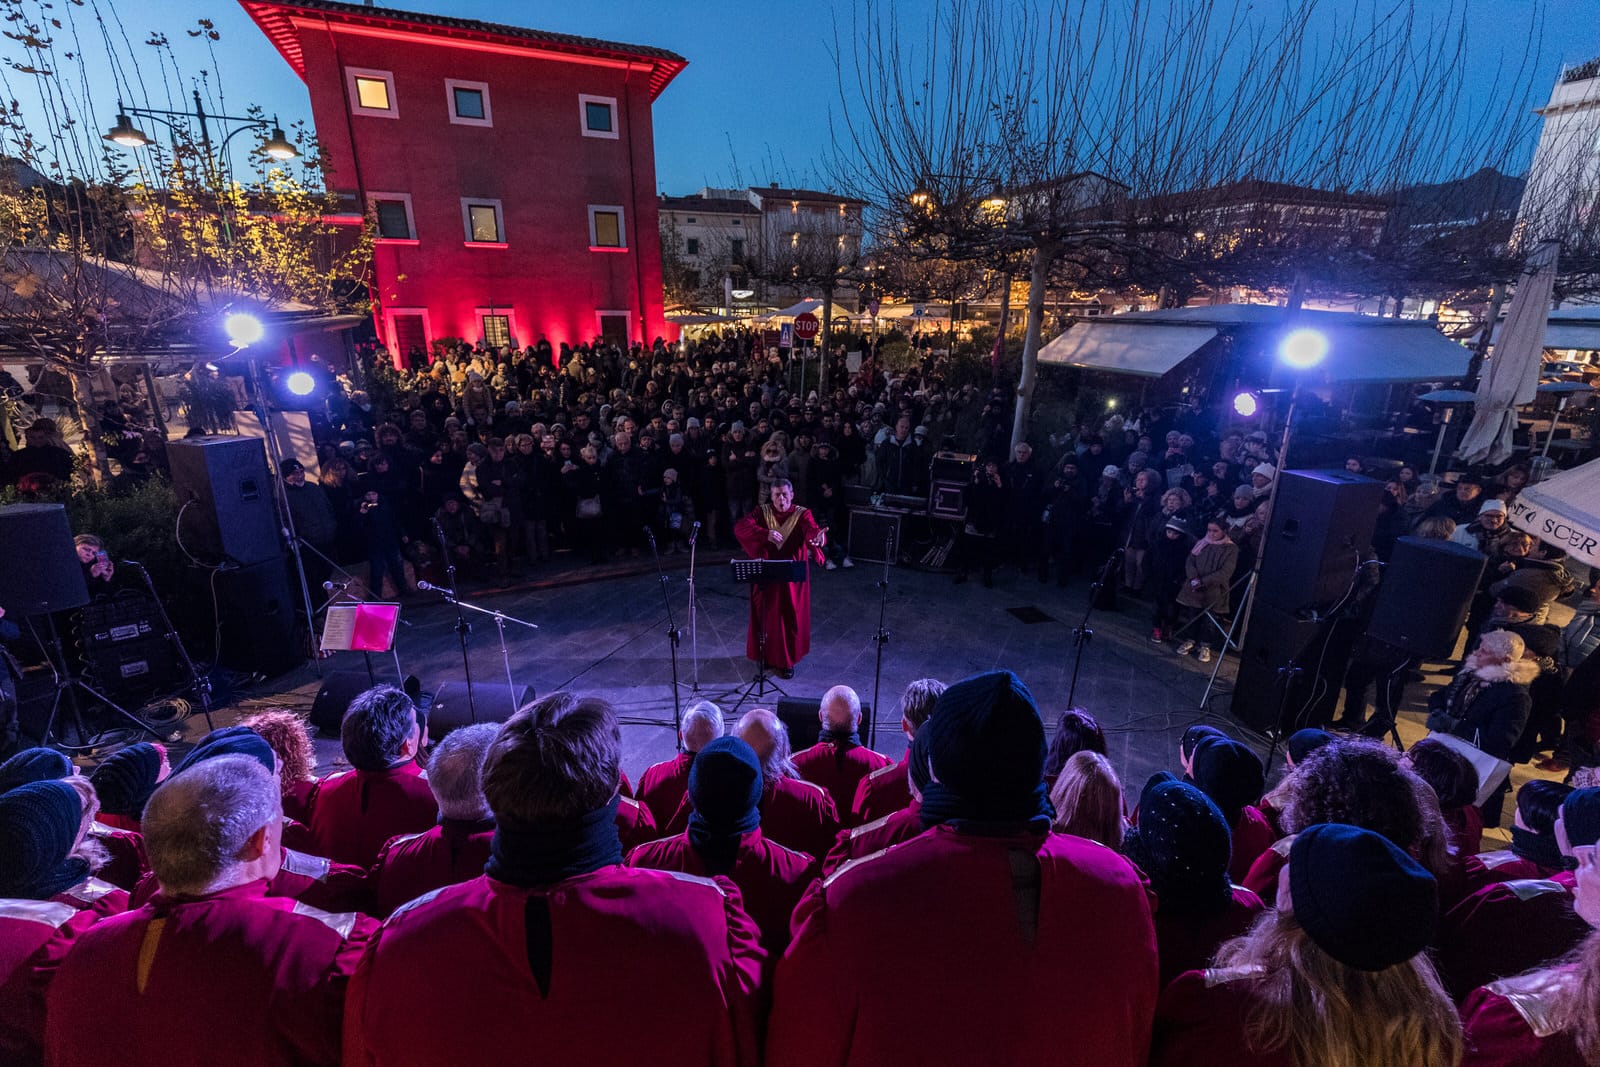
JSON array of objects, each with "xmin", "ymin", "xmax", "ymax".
[
  {"xmin": 659, "ymin": 195, "xmax": 760, "ymax": 215},
  {"xmin": 752, "ymin": 186, "xmax": 869, "ymax": 207},
  {"xmin": 239, "ymin": 0, "xmax": 687, "ymax": 100}
]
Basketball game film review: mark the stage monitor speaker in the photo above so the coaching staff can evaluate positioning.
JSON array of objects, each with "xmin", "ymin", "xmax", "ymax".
[
  {"xmin": 0, "ymin": 503, "xmax": 88, "ymax": 616},
  {"xmin": 848, "ymin": 508, "xmax": 901, "ymax": 564},
  {"xmin": 1230, "ymin": 603, "xmax": 1328, "ymax": 732},
  {"xmin": 212, "ymin": 558, "xmax": 302, "ymax": 677},
  {"xmin": 776, "ymin": 696, "xmax": 873, "ymax": 752},
  {"xmin": 1365, "ymin": 536, "xmax": 1487, "ymax": 659},
  {"xmin": 169, "ymin": 436, "xmax": 281, "ymax": 566},
  {"xmin": 930, "ymin": 451, "xmax": 977, "ymax": 484},
  {"xmin": 1257, "ymin": 470, "xmax": 1384, "ymax": 613},
  {"xmin": 311, "ymin": 671, "xmax": 434, "ymax": 735},
  {"xmin": 428, "ymin": 681, "xmax": 534, "ymax": 737}
]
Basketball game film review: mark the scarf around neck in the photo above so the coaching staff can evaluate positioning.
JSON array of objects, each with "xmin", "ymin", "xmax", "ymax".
[
  {"xmin": 485, "ymin": 796, "xmax": 622, "ymax": 889},
  {"xmin": 917, "ymin": 779, "xmax": 1055, "ymax": 836}
]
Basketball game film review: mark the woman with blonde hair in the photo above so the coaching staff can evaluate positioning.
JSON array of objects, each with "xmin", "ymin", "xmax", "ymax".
[
  {"xmin": 1154, "ymin": 823, "xmax": 1460, "ymax": 1067},
  {"xmin": 1049, "ymin": 750, "xmax": 1125, "ymax": 847},
  {"xmin": 240, "ymin": 708, "xmax": 318, "ymax": 822}
]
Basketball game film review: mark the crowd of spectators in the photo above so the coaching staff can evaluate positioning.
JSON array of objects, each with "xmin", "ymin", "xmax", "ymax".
[{"xmin": 1, "ymin": 670, "xmax": 1598, "ymax": 1065}]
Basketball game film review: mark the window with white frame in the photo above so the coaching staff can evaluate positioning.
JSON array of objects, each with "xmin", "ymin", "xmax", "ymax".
[
  {"xmin": 369, "ymin": 193, "xmax": 416, "ymax": 240},
  {"xmin": 481, "ymin": 314, "xmax": 511, "ymax": 348},
  {"xmin": 461, "ymin": 199, "xmax": 505, "ymax": 244},
  {"xmin": 346, "ymin": 68, "xmax": 397, "ymax": 118},
  {"xmin": 579, "ymin": 94, "xmax": 618, "ymax": 139},
  {"xmin": 588, "ymin": 205, "xmax": 625, "ymax": 249},
  {"xmin": 445, "ymin": 79, "xmax": 492, "ymax": 127}
]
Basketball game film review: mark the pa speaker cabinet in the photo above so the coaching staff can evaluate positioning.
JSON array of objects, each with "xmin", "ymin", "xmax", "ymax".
[
  {"xmin": 169, "ymin": 436, "xmax": 282, "ymax": 565},
  {"xmin": 1230, "ymin": 603, "xmax": 1327, "ymax": 732},
  {"xmin": 428, "ymin": 681, "xmax": 534, "ymax": 736},
  {"xmin": 1257, "ymin": 470, "xmax": 1384, "ymax": 614},
  {"xmin": 0, "ymin": 503, "xmax": 88, "ymax": 616},
  {"xmin": 848, "ymin": 508, "xmax": 901, "ymax": 564},
  {"xmin": 1366, "ymin": 537, "xmax": 1486, "ymax": 659},
  {"xmin": 776, "ymin": 696, "xmax": 872, "ymax": 752},
  {"xmin": 211, "ymin": 558, "xmax": 301, "ymax": 677}
]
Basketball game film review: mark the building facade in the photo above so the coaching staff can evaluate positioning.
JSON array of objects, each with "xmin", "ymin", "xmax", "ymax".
[
  {"xmin": 1516, "ymin": 58, "xmax": 1600, "ymax": 247},
  {"xmin": 241, "ymin": 0, "xmax": 685, "ymax": 362}
]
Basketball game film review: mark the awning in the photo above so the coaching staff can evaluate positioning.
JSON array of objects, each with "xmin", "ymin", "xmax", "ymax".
[
  {"xmin": 1037, "ymin": 322, "xmax": 1218, "ymax": 377},
  {"xmin": 1322, "ymin": 323, "xmax": 1474, "ymax": 384},
  {"xmin": 1510, "ymin": 458, "xmax": 1600, "ymax": 570},
  {"xmin": 761, "ymin": 299, "xmax": 823, "ymax": 320}
]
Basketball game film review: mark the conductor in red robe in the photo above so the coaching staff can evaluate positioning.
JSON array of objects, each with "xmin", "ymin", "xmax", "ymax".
[{"xmin": 734, "ymin": 480, "xmax": 824, "ymax": 678}]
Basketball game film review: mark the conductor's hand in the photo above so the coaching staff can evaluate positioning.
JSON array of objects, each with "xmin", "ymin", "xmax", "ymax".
[
  {"xmin": 768, "ymin": 529, "xmax": 785, "ymax": 546},
  {"xmin": 809, "ymin": 530, "xmax": 827, "ymax": 549}
]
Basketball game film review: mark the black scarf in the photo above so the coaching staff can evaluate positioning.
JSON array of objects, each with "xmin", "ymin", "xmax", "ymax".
[
  {"xmin": 917, "ymin": 779, "xmax": 1055, "ymax": 836},
  {"xmin": 1510, "ymin": 826, "xmax": 1574, "ymax": 873},
  {"xmin": 819, "ymin": 728, "xmax": 861, "ymax": 758},
  {"xmin": 485, "ymin": 796, "xmax": 622, "ymax": 888},
  {"xmin": 688, "ymin": 805, "xmax": 760, "ymax": 876}
]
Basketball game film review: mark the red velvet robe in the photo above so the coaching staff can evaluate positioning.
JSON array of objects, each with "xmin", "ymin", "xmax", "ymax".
[
  {"xmin": 666, "ymin": 776, "xmax": 840, "ymax": 863},
  {"xmin": 628, "ymin": 828, "xmax": 818, "ymax": 958},
  {"xmin": 850, "ymin": 755, "xmax": 912, "ymax": 825},
  {"xmin": 1152, "ymin": 967, "xmax": 1297, "ymax": 1067},
  {"xmin": 86, "ymin": 821, "xmax": 148, "ymax": 892},
  {"xmin": 0, "ymin": 878, "xmax": 128, "ymax": 1066},
  {"xmin": 343, "ymin": 868, "xmax": 765, "ymax": 1066},
  {"xmin": 1460, "ymin": 966, "xmax": 1586, "ymax": 1066},
  {"xmin": 637, "ymin": 751, "xmax": 695, "ymax": 827},
  {"xmin": 1154, "ymin": 887, "xmax": 1265, "ymax": 989},
  {"xmin": 1229, "ymin": 806, "xmax": 1278, "ymax": 886},
  {"xmin": 131, "ymin": 846, "xmax": 370, "ymax": 915},
  {"xmin": 304, "ymin": 761, "xmax": 438, "ymax": 869},
  {"xmin": 615, "ymin": 794, "xmax": 659, "ymax": 854},
  {"xmin": 767, "ymin": 826, "xmax": 1158, "ymax": 1066},
  {"xmin": 1241, "ymin": 836, "xmax": 1293, "ymax": 901},
  {"xmin": 46, "ymin": 881, "xmax": 375, "ymax": 1067},
  {"xmin": 1434, "ymin": 874, "xmax": 1588, "ymax": 1002},
  {"xmin": 792, "ymin": 740, "xmax": 892, "ymax": 824},
  {"xmin": 733, "ymin": 504, "xmax": 824, "ymax": 671},
  {"xmin": 1463, "ymin": 849, "xmax": 1565, "ymax": 894},
  {"xmin": 368, "ymin": 820, "xmax": 494, "ymax": 917},
  {"xmin": 822, "ymin": 800, "xmax": 926, "ymax": 875}
]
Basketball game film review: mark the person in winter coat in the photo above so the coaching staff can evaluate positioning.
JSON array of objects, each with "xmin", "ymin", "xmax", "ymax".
[
  {"xmin": 1426, "ymin": 629, "xmax": 1538, "ymax": 765},
  {"xmin": 1039, "ymin": 455, "xmax": 1090, "ymax": 586},
  {"xmin": 1174, "ymin": 521, "xmax": 1239, "ymax": 663},
  {"xmin": 1150, "ymin": 517, "xmax": 1195, "ymax": 644}
]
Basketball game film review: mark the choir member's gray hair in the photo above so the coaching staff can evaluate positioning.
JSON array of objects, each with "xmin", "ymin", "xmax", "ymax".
[
  {"xmin": 427, "ymin": 723, "xmax": 498, "ymax": 821},
  {"xmin": 681, "ymin": 701, "xmax": 724, "ymax": 753},
  {"xmin": 820, "ymin": 685, "xmax": 862, "ymax": 731},
  {"xmin": 735, "ymin": 708, "xmax": 799, "ymax": 782},
  {"xmin": 142, "ymin": 755, "xmax": 281, "ymax": 897}
]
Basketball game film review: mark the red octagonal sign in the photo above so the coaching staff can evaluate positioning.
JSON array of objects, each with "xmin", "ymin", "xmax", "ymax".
[{"xmin": 792, "ymin": 312, "xmax": 820, "ymax": 340}]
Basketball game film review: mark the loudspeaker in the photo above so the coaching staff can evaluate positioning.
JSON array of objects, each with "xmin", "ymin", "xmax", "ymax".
[
  {"xmin": 1257, "ymin": 470, "xmax": 1384, "ymax": 613},
  {"xmin": 848, "ymin": 508, "xmax": 901, "ymax": 564},
  {"xmin": 428, "ymin": 681, "xmax": 534, "ymax": 736},
  {"xmin": 310, "ymin": 671, "xmax": 378, "ymax": 734},
  {"xmin": 0, "ymin": 503, "xmax": 88, "ymax": 615},
  {"xmin": 212, "ymin": 558, "xmax": 301, "ymax": 676},
  {"xmin": 1230, "ymin": 603, "xmax": 1327, "ymax": 732},
  {"xmin": 1366, "ymin": 537, "xmax": 1487, "ymax": 659},
  {"xmin": 169, "ymin": 436, "xmax": 282, "ymax": 565},
  {"xmin": 776, "ymin": 696, "xmax": 873, "ymax": 752}
]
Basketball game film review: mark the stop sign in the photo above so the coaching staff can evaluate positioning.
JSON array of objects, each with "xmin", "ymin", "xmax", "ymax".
[{"xmin": 792, "ymin": 312, "xmax": 820, "ymax": 341}]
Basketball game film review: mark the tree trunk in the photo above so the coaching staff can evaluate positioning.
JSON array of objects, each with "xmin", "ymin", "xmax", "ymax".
[
  {"xmin": 66, "ymin": 366, "xmax": 110, "ymax": 484},
  {"xmin": 1011, "ymin": 241, "xmax": 1054, "ymax": 452},
  {"xmin": 820, "ymin": 283, "xmax": 834, "ymax": 397}
]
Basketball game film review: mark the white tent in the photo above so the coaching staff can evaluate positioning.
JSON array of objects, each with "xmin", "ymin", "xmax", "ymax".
[
  {"xmin": 1459, "ymin": 241, "xmax": 1558, "ymax": 464},
  {"xmin": 1509, "ymin": 457, "xmax": 1600, "ymax": 570},
  {"xmin": 759, "ymin": 299, "xmax": 823, "ymax": 321}
]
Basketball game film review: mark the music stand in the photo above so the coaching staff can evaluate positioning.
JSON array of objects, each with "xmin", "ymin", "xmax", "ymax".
[
  {"xmin": 320, "ymin": 602, "xmax": 403, "ymax": 686},
  {"xmin": 729, "ymin": 559, "xmax": 806, "ymax": 712}
]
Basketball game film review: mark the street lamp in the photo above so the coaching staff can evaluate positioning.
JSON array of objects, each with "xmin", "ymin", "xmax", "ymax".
[
  {"xmin": 102, "ymin": 112, "xmax": 153, "ymax": 149},
  {"xmin": 102, "ymin": 91, "xmax": 300, "ymax": 172}
]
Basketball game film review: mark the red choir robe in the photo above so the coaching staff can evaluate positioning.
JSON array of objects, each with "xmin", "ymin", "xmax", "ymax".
[
  {"xmin": 304, "ymin": 760, "xmax": 438, "ymax": 868},
  {"xmin": 615, "ymin": 794, "xmax": 659, "ymax": 853},
  {"xmin": 666, "ymin": 776, "xmax": 840, "ymax": 862},
  {"xmin": 1241, "ymin": 835, "xmax": 1294, "ymax": 901},
  {"xmin": 368, "ymin": 819, "xmax": 494, "ymax": 917},
  {"xmin": 850, "ymin": 755, "xmax": 912, "ymax": 825},
  {"xmin": 131, "ymin": 846, "xmax": 369, "ymax": 915},
  {"xmin": 1460, "ymin": 966, "xmax": 1586, "ymax": 1066},
  {"xmin": 46, "ymin": 881, "xmax": 375, "ymax": 1067},
  {"xmin": 1229, "ymin": 806, "xmax": 1278, "ymax": 886},
  {"xmin": 822, "ymin": 801, "xmax": 926, "ymax": 875},
  {"xmin": 1153, "ymin": 886, "xmax": 1266, "ymax": 989},
  {"xmin": 793, "ymin": 739, "xmax": 892, "ymax": 825},
  {"xmin": 1152, "ymin": 967, "xmax": 1297, "ymax": 1067},
  {"xmin": 1445, "ymin": 803, "xmax": 1486, "ymax": 857},
  {"xmin": 1463, "ymin": 849, "xmax": 1566, "ymax": 894},
  {"xmin": 343, "ymin": 868, "xmax": 765, "ymax": 1066},
  {"xmin": 96, "ymin": 812, "xmax": 141, "ymax": 833},
  {"xmin": 1434, "ymin": 875, "xmax": 1588, "ymax": 1002},
  {"xmin": 0, "ymin": 878, "xmax": 128, "ymax": 1066},
  {"xmin": 733, "ymin": 503, "xmax": 824, "ymax": 671},
  {"xmin": 637, "ymin": 751, "xmax": 695, "ymax": 827},
  {"xmin": 86, "ymin": 821, "xmax": 148, "ymax": 892},
  {"xmin": 283, "ymin": 779, "xmax": 318, "ymax": 824},
  {"xmin": 628, "ymin": 828, "xmax": 818, "ymax": 958},
  {"xmin": 767, "ymin": 826, "xmax": 1158, "ymax": 1066}
]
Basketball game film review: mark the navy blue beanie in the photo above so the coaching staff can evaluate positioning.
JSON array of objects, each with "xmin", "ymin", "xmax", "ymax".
[
  {"xmin": 687, "ymin": 737, "xmax": 763, "ymax": 876},
  {"xmin": 1123, "ymin": 773, "xmax": 1233, "ymax": 915},
  {"xmin": 1289, "ymin": 823, "xmax": 1438, "ymax": 972},
  {"xmin": 0, "ymin": 780, "xmax": 88, "ymax": 899},
  {"xmin": 1286, "ymin": 729, "xmax": 1336, "ymax": 766},
  {"xmin": 1561, "ymin": 788, "xmax": 1600, "ymax": 850},
  {"xmin": 919, "ymin": 670, "xmax": 1051, "ymax": 829},
  {"xmin": 1188, "ymin": 737, "xmax": 1264, "ymax": 827},
  {"xmin": 0, "ymin": 748, "xmax": 73, "ymax": 794},
  {"xmin": 89, "ymin": 743, "xmax": 164, "ymax": 818},
  {"xmin": 173, "ymin": 727, "xmax": 276, "ymax": 778},
  {"xmin": 1180, "ymin": 725, "xmax": 1227, "ymax": 761}
]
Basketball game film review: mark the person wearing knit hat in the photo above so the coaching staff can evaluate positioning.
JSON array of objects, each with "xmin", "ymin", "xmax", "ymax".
[
  {"xmin": 0, "ymin": 747, "xmax": 72, "ymax": 793},
  {"xmin": 1152, "ymin": 823, "xmax": 1459, "ymax": 1067},
  {"xmin": 769, "ymin": 669, "xmax": 1159, "ymax": 1066},
  {"xmin": 0, "ymin": 780, "xmax": 92, "ymax": 900},
  {"xmin": 173, "ymin": 726, "xmax": 277, "ymax": 777},
  {"xmin": 822, "ymin": 723, "xmax": 939, "ymax": 875},
  {"xmin": 88, "ymin": 743, "xmax": 168, "ymax": 831},
  {"xmin": 1186, "ymin": 737, "xmax": 1274, "ymax": 884},
  {"xmin": 1124, "ymin": 773, "xmax": 1265, "ymax": 987},
  {"xmin": 1249, "ymin": 463, "xmax": 1276, "ymax": 499},
  {"xmin": 1558, "ymin": 787, "xmax": 1600, "ymax": 857},
  {"xmin": 1285, "ymin": 728, "xmax": 1335, "ymax": 767},
  {"xmin": 629, "ymin": 735, "xmax": 817, "ymax": 958}
]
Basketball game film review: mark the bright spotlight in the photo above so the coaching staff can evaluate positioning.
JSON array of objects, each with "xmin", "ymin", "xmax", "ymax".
[
  {"xmin": 224, "ymin": 313, "xmax": 264, "ymax": 348},
  {"xmin": 284, "ymin": 371, "xmax": 316, "ymax": 397},
  {"xmin": 1232, "ymin": 391, "xmax": 1260, "ymax": 417},
  {"xmin": 1280, "ymin": 328, "xmax": 1328, "ymax": 370}
]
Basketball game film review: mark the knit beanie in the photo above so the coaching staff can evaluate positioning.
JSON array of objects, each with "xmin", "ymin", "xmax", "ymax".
[
  {"xmin": 1289, "ymin": 823, "xmax": 1438, "ymax": 972},
  {"xmin": 1122, "ymin": 773, "xmax": 1233, "ymax": 915},
  {"xmin": 1179, "ymin": 726, "xmax": 1226, "ymax": 762},
  {"xmin": 1188, "ymin": 737, "xmax": 1265, "ymax": 827},
  {"xmin": 89, "ymin": 743, "xmax": 164, "ymax": 818},
  {"xmin": 0, "ymin": 747, "xmax": 73, "ymax": 793},
  {"xmin": 0, "ymin": 780, "xmax": 88, "ymax": 899},
  {"xmin": 1286, "ymin": 729, "xmax": 1336, "ymax": 765},
  {"xmin": 173, "ymin": 727, "xmax": 276, "ymax": 777},
  {"xmin": 919, "ymin": 670, "xmax": 1051, "ymax": 829},
  {"xmin": 688, "ymin": 737, "xmax": 763, "ymax": 833},
  {"xmin": 1561, "ymin": 788, "xmax": 1600, "ymax": 849}
]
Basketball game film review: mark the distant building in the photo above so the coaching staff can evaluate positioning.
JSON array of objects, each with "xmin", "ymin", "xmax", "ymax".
[
  {"xmin": 656, "ymin": 192, "xmax": 761, "ymax": 307},
  {"xmin": 1163, "ymin": 180, "xmax": 1389, "ymax": 247},
  {"xmin": 1516, "ymin": 58, "xmax": 1600, "ymax": 246},
  {"xmin": 241, "ymin": 0, "xmax": 686, "ymax": 363}
]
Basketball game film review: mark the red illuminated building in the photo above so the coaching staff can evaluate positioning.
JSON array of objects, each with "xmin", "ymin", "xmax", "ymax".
[{"xmin": 241, "ymin": 0, "xmax": 686, "ymax": 362}]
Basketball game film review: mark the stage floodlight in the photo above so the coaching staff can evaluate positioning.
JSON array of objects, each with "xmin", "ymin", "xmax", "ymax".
[
  {"xmin": 224, "ymin": 312, "xmax": 265, "ymax": 348},
  {"xmin": 1232, "ymin": 390, "xmax": 1260, "ymax": 417},
  {"xmin": 1280, "ymin": 328, "xmax": 1328, "ymax": 370},
  {"xmin": 284, "ymin": 370, "xmax": 317, "ymax": 397}
]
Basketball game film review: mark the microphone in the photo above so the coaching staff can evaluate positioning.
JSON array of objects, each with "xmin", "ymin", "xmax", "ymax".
[
  {"xmin": 416, "ymin": 580, "xmax": 444, "ymax": 592},
  {"xmin": 430, "ymin": 517, "xmax": 447, "ymax": 541},
  {"xmin": 644, "ymin": 526, "xmax": 657, "ymax": 547},
  {"xmin": 689, "ymin": 520, "xmax": 701, "ymax": 545},
  {"xmin": 119, "ymin": 559, "xmax": 144, "ymax": 569},
  {"xmin": 322, "ymin": 579, "xmax": 352, "ymax": 592}
]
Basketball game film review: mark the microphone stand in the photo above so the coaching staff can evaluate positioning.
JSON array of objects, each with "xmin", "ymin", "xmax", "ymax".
[
  {"xmin": 645, "ymin": 527, "xmax": 685, "ymax": 750},
  {"xmin": 415, "ymin": 580, "xmax": 539, "ymax": 720},
  {"xmin": 868, "ymin": 529, "xmax": 894, "ymax": 750},
  {"xmin": 1065, "ymin": 546, "xmax": 1122, "ymax": 710},
  {"xmin": 123, "ymin": 560, "xmax": 214, "ymax": 731},
  {"xmin": 685, "ymin": 520, "xmax": 702, "ymax": 692},
  {"xmin": 432, "ymin": 517, "xmax": 476, "ymax": 723}
]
